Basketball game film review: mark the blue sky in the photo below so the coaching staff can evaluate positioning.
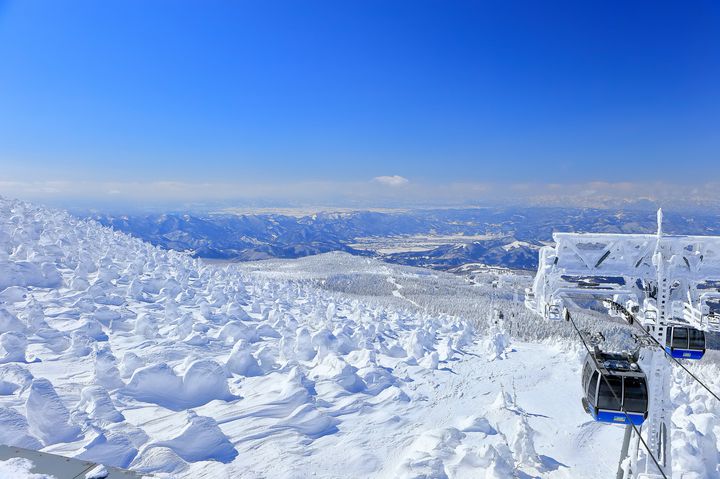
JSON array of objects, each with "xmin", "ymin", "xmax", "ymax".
[{"xmin": 0, "ymin": 1, "xmax": 719, "ymax": 206}]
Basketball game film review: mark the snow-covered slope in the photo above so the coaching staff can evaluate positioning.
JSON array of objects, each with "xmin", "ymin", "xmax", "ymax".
[{"xmin": 1, "ymin": 197, "xmax": 719, "ymax": 478}]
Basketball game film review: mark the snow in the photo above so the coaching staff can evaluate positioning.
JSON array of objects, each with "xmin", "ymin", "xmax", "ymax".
[
  {"xmin": 25, "ymin": 378, "xmax": 81, "ymax": 445},
  {"xmin": 0, "ymin": 197, "xmax": 718, "ymax": 477},
  {"xmin": 84, "ymin": 464, "xmax": 108, "ymax": 479},
  {"xmin": 0, "ymin": 407, "xmax": 42, "ymax": 449},
  {"xmin": 122, "ymin": 359, "xmax": 236, "ymax": 411},
  {"xmin": 501, "ymin": 240, "xmax": 538, "ymax": 252},
  {"xmin": 145, "ymin": 411, "xmax": 237, "ymax": 463},
  {"xmin": 0, "ymin": 457, "xmax": 57, "ymax": 479},
  {"xmin": 77, "ymin": 385, "xmax": 125, "ymax": 424}
]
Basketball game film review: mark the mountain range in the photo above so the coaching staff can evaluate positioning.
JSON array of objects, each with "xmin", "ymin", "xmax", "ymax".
[{"xmin": 87, "ymin": 207, "xmax": 720, "ymax": 271}]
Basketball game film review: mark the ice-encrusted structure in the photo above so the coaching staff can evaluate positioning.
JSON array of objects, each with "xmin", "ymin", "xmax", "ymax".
[
  {"xmin": 225, "ymin": 340, "xmax": 263, "ymax": 376},
  {"xmin": 25, "ymin": 378, "xmax": 80, "ymax": 445},
  {"xmin": 0, "ymin": 406, "xmax": 42, "ymax": 449},
  {"xmin": 122, "ymin": 359, "xmax": 236, "ymax": 410},
  {"xmin": 0, "ymin": 331, "xmax": 33, "ymax": 364},
  {"xmin": 77, "ymin": 428, "xmax": 138, "ymax": 468},
  {"xmin": 75, "ymin": 386, "xmax": 124, "ymax": 424},
  {"xmin": 143, "ymin": 411, "xmax": 237, "ymax": 463}
]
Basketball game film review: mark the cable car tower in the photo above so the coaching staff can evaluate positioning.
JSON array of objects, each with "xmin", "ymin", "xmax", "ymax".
[{"xmin": 525, "ymin": 210, "xmax": 720, "ymax": 478}]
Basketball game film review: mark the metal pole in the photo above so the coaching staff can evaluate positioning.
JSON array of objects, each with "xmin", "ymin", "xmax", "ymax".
[
  {"xmin": 636, "ymin": 209, "xmax": 671, "ymax": 478},
  {"xmin": 617, "ymin": 424, "xmax": 633, "ymax": 479}
]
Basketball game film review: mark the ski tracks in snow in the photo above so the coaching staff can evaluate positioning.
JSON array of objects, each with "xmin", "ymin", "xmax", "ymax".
[{"xmin": 386, "ymin": 276, "xmax": 421, "ymax": 309}]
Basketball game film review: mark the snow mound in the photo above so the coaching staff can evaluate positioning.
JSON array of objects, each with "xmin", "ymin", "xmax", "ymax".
[
  {"xmin": 76, "ymin": 385, "xmax": 125, "ymax": 424},
  {"xmin": 130, "ymin": 446, "xmax": 188, "ymax": 475},
  {"xmin": 146, "ymin": 411, "xmax": 237, "ymax": 463},
  {"xmin": 0, "ymin": 332, "xmax": 35, "ymax": 364},
  {"xmin": 92, "ymin": 347, "xmax": 123, "ymax": 389},
  {"xmin": 123, "ymin": 359, "xmax": 235, "ymax": 410},
  {"xmin": 309, "ymin": 353, "xmax": 366, "ymax": 394},
  {"xmin": 0, "ymin": 259, "xmax": 62, "ymax": 291},
  {"xmin": 25, "ymin": 378, "xmax": 80, "ymax": 445},
  {"xmin": 459, "ymin": 416, "xmax": 497, "ymax": 435},
  {"xmin": 217, "ymin": 320, "xmax": 258, "ymax": 343},
  {"xmin": 0, "ymin": 308, "xmax": 26, "ymax": 334},
  {"xmin": 397, "ymin": 425, "xmax": 516, "ymax": 479},
  {"xmin": 225, "ymin": 340, "xmax": 263, "ymax": 376},
  {"xmin": 269, "ymin": 403, "xmax": 339, "ymax": 439},
  {"xmin": 118, "ymin": 352, "xmax": 144, "ymax": 379},
  {"xmin": 0, "ymin": 364, "xmax": 33, "ymax": 393},
  {"xmin": 0, "ymin": 406, "xmax": 42, "ymax": 449},
  {"xmin": 76, "ymin": 429, "xmax": 138, "ymax": 468}
]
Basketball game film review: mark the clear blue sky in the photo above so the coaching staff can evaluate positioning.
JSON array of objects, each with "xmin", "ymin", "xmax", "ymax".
[{"xmin": 0, "ymin": 1, "xmax": 718, "ymax": 204}]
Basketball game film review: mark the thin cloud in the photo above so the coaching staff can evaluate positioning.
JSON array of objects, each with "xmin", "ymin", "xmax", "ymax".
[
  {"xmin": 1, "ymin": 178, "xmax": 719, "ymax": 211},
  {"xmin": 373, "ymin": 175, "xmax": 409, "ymax": 187}
]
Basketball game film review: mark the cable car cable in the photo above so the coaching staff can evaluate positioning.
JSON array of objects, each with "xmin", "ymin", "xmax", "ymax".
[{"xmin": 565, "ymin": 308, "xmax": 668, "ymax": 479}]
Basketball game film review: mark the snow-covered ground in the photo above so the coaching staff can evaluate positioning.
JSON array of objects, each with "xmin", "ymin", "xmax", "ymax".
[{"xmin": 0, "ymin": 197, "xmax": 719, "ymax": 478}]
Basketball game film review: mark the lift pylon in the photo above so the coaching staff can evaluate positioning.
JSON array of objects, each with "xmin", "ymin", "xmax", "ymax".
[{"xmin": 525, "ymin": 210, "xmax": 720, "ymax": 478}]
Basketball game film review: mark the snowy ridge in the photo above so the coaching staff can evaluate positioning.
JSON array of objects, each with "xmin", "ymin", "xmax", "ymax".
[{"xmin": 0, "ymin": 197, "xmax": 719, "ymax": 478}]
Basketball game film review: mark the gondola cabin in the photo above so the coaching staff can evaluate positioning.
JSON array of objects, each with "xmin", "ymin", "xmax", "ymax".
[
  {"xmin": 581, "ymin": 349, "xmax": 648, "ymax": 425},
  {"xmin": 544, "ymin": 298, "xmax": 563, "ymax": 321},
  {"xmin": 665, "ymin": 326, "xmax": 705, "ymax": 360}
]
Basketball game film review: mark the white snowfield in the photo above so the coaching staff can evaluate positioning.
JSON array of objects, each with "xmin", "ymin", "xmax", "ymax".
[{"xmin": 0, "ymin": 197, "xmax": 719, "ymax": 478}]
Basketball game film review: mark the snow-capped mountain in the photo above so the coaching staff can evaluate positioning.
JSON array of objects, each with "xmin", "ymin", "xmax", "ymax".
[
  {"xmin": 87, "ymin": 207, "xmax": 720, "ymax": 271},
  {"xmin": 1, "ymin": 197, "xmax": 719, "ymax": 478}
]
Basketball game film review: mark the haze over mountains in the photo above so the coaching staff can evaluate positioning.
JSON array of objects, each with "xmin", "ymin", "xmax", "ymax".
[{"xmin": 87, "ymin": 207, "xmax": 720, "ymax": 272}]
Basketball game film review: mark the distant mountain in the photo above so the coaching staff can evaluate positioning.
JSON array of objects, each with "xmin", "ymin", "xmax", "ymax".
[
  {"xmin": 383, "ymin": 237, "xmax": 542, "ymax": 271},
  {"xmin": 87, "ymin": 207, "xmax": 720, "ymax": 271}
]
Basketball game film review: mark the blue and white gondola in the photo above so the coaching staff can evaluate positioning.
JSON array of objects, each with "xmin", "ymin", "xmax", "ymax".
[
  {"xmin": 581, "ymin": 349, "xmax": 648, "ymax": 425},
  {"xmin": 665, "ymin": 325, "xmax": 705, "ymax": 360}
]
